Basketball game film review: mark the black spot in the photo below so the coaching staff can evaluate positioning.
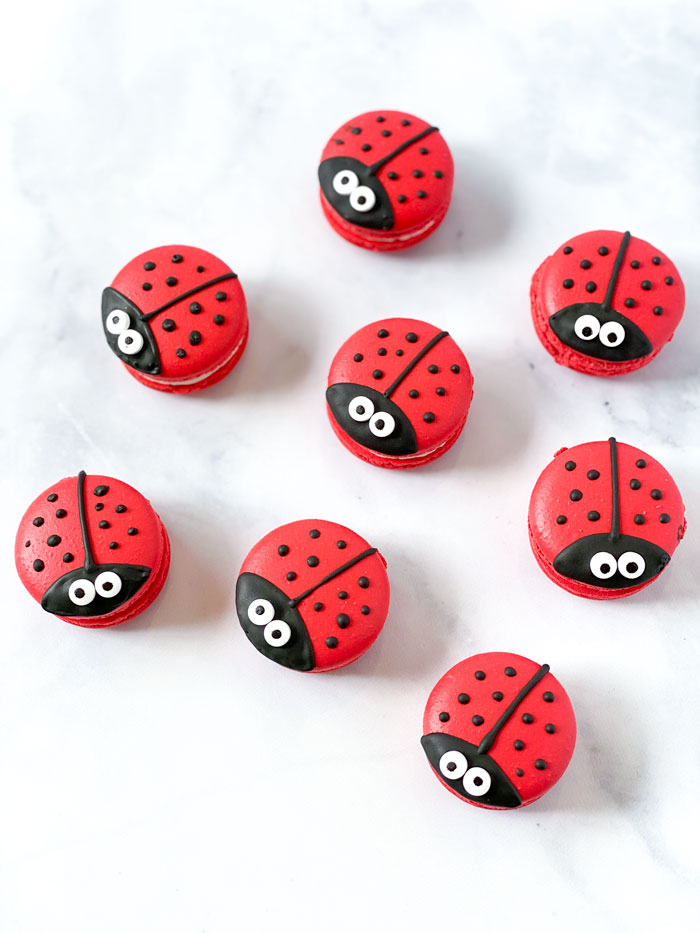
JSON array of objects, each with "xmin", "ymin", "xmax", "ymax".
[
  {"xmin": 580, "ymin": 259, "xmax": 591, "ymax": 269},
  {"xmin": 630, "ymin": 479, "xmax": 641, "ymax": 490},
  {"xmin": 563, "ymin": 246, "xmax": 573, "ymax": 254},
  {"xmin": 514, "ymin": 740, "xmax": 525, "ymax": 751},
  {"xmin": 376, "ymin": 115, "xmax": 386, "ymax": 122},
  {"xmin": 165, "ymin": 276, "xmax": 177, "ymax": 287},
  {"xmin": 197, "ymin": 265, "xmax": 205, "ymax": 272},
  {"xmin": 563, "ymin": 279, "xmax": 574, "ymax": 289},
  {"xmin": 545, "ymin": 724, "xmax": 556, "ymax": 734},
  {"xmin": 33, "ymin": 559, "xmax": 44, "ymax": 572},
  {"xmin": 336, "ymin": 614, "xmax": 350, "ymax": 629},
  {"xmin": 397, "ymin": 194, "xmax": 407, "ymax": 203},
  {"xmin": 98, "ymin": 520, "xmax": 110, "ymax": 529},
  {"xmin": 95, "ymin": 503, "xmax": 104, "ymax": 511},
  {"xmin": 598, "ymin": 246, "xmax": 609, "ymax": 255},
  {"xmin": 326, "ymin": 636, "xmax": 338, "ymax": 649},
  {"xmin": 636, "ymin": 459, "xmax": 647, "ymax": 469},
  {"xmin": 176, "ymin": 348, "xmax": 186, "ymax": 358},
  {"xmin": 588, "ymin": 511, "xmax": 600, "ymax": 521},
  {"xmin": 144, "ymin": 261, "xmax": 156, "ymax": 271},
  {"xmin": 458, "ymin": 693, "xmax": 469, "ymax": 704},
  {"xmin": 651, "ymin": 489, "xmax": 662, "ymax": 500},
  {"xmin": 433, "ymin": 170, "xmax": 443, "ymax": 178},
  {"xmin": 472, "ymin": 715, "xmax": 484, "ymax": 726},
  {"xmin": 94, "ymin": 486, "xmax": 109, "ymax": 497},
  {"xmin": 439, "ymin": 712, "xmax": 450, "ymax": 723},
  {"xmin": 428, "ymin": 364, "xmax": 438, "ymax": 374},
  {"xmin": 33, "ymin": 517, "xmax": 44, "ymax": 527},
  {"xmin": 309, "ymin": 529, "xmax": 321, "ymax": 539},
  {"xmin": 408, "ymin": 389, "xmax": 419, "ymax": 399},
  {"xmin": 387, "ymin": 171, "xmax": 398, "ymax": 179},
  {"xmin": 522, "ymin": 713, "xmax": 534, "ymax": 724},
  {"xmin": 286, "ymin": 571, "xmax": 297, "ymax": 581},
  {"xmin": 587, "ymin": 470, "xmax": 600, "ymax": 480},
  {"xmin": 372, "ymin": 370, "xmax": 383, "ymax": 379},
  {"xmin": 417, "ymin": 190, "xmax": 426, "ymax": 199},
  {"xmin": 641, "ymin": 280, "xmax": 652, "ymax": 290},
  {"xmin": 307, "ymin": 556, "xmax": 319, "ymax": 567},
  {"xmin": 336, "ymin": 540, "xmax": 346, "ymax": 549},
  {"xmin": 585, "ymin": 281, "xmax": 597, "ymax": 293},
  {"xmin": 189, "ymin": 331, "xmax": 202, "ymax": 346},
  {"xmin": 412, "ymin": 169, "xmax": 423, "ymax": 178},
  {"xmin": 337, "ymin": 591, "xmax": 348, "ymax": 600},
  {"xmin": 162, "ymin": 319, "xmax": 176, "ymax": 331},
  {"xmin": 349, "ymin": 126, "xmax": 361, "ymax": 134},
  {"xmin": 652, "ymin": 256, "xmax": 661, "ymax": 265},
  {"xmin": 406, "ymin": 332, "xmax": 418, "ymax": 343},
  {"xmin": 127, "ymin": 527, "xmax": 138, "ymax": 536},
  {"xmin": 423, "ymin": 412, "xmax": 435, "ymax": 423},
  {"xmin": 451, "ymin": 364, "xmax": 460, "ymax": 374},
  {"xmin": 570, "ymin": 489, "xmax": 583, "ymax": 501},
  {"xmin": 474, "ymin": 670, "xmax": 486, "ymax": 681},
  {"xmin": 504, "ymin": 667, "xmax": 516, "ymax": 677},
  {"xmin": 215, "ymin": 292, "xmax": 226, "ymax": 301},
  {"xmin": 634, "ymin": 514, "xmax": 645, "ymax": 525},
  {"xmin": 419, "ymin": 147, "xmax": 428, "ymax": 154},
  {"xmin": 535, "ymin": 759, "xmax": 547, "ymax": 770},
  {"xmin": 436, "ymin": 387, "xmax": 445, "ymax": 396},
  {"xmin": 381, "ymin": 129, "xmax": 392, "ymax": 137},
  {"xmin": 665, "ymin": 276, "xmax": 674, "ymax": 285},
  {"xmin": 171, "ymin": 254, "xmax": 183, "ymax": 263},
  {"xmin": 492, "ymin": 691, "xmax": 504, "ymax": 701},
  {"xmin": 361, "ymin": 144, "xmax": 371, "ymax": 152},
  {"xmin": 378, "ymin": 347, "xmax": 387, "ymax": 356},
  {"xmin": 278, "ymin": 545, "xmax": 289, "ymax": 556},
  {"xmin": 109, "ymin": 542, "xmax": 118, "ymax": 550},
  {"xmin": 631, "ymin": 260, "xmax": 640, "ymax": 269},
  {"xmin": 314, "ymin": 602, "xmax": 323, "ymax": 612},
  {"xmin": 361, "ymin": 605, "xmax": 370, "ymax": 615},
  {"xmin": 358, "ymin": 577, "xmax": 369, "ymax": 588},
  {"xmin": 543, "ymin": 691, "xmax": 554, "ymax": 702},
  {"xmin": 24, "ymin": 541, "xmax": 30, "ymax": 547},
  {"xmin": 516, "ymin": 768, "xmax": 524, "ymax": 777},
  {"xmin": 660, "ymin": 514, "xmax": 670, "ymax": 523},
  {"xmin": 556, "ymin": 515, "xmax": 567, "ymax": 524},
  {"xmin": 624, "ymin": 298, "xmax": 635, "ymax": 308},
  {"xmin": 189, "ymin": 302, "xmax": 202, "ymax": 314},
  {"xmin": 353, "ymin": 353, "xmax": 363, "ymax": 362},
  {"xmin": 47, "ymin": 493, "xmax": 58, "ymax": 502},
  {"xmin": 401, "ymin": 119, "xmax": 411, "ymax": 126},
  {"xmin": 565, "ymin": 461, "xmax": 576, "ymax": 471},
  {"xmin": 115, "ymin": 505, "xmax": 126, "ymax": 513},
  {"xmin": 63, "ymin": 553, "xmax": 74, "ymax": 562},
  {"xmin": 142, "ymin": 282, "xmax": 152, "ymax": 291},
  {"xmin": 213, "ymin": 314, "xmax": 225, "ymax": 325},
  {"xmin": 653, "ymin": 306, "xmax": 663, "ymax": 316}
]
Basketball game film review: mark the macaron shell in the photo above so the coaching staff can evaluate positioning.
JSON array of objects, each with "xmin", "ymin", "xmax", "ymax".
[
  {"xmin": 237, "ymin": 520, "xmax": 389, "ymax": 672},
  {"xmin": 423, "ymin": 653, "xmax": 576, "ymax": 809},
  {"xmin": 106, "ymin": 245, "xmax": 247, "ymax": 385},
  {"xmin": 532, "ymin": 230, "xmax": 684, "ymax": 376}
]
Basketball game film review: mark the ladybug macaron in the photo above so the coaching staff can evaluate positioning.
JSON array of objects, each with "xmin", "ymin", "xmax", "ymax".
[
  {"xmin": 102, "ymin": 245, "xmax": 248, "ymax": 392},
  {"xmin": 529, "ymin": 438, "xmax": 686, "ymax": 599},
  {"xmin": 318, "ymin": 110, "xmax": 454, "ymax": 251},
  {"xmin": 326, "ymin": 318, "xmax": 473, "ymax": 469},
  {"xmin": 531, "ymin": 230, "xmax": 685, "ymax": 376},
  {"xmin": 422, "ymin": 653, "xmax": 576, "ymax": 810},
  {"xmin": 15, "ymin": 471, "xmax": 170, "ymax": 627},
  {"xmin": 236, "ymin": 520, "xmax": 389, "ymax": 672}
]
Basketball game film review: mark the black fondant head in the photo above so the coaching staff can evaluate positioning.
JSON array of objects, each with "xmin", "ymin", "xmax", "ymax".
[
  {"xmin": 326, "ymin": 382, "xmax": 418, "ymax": 457},
  {"xmin": 553, "ymin": 531, "xmax": 670, "ymax": 589},
  {"xmin": 421, "ymin": 732, "xmax": 522, "ymax": 808},
  {"xmin": 41, "ymin": 563, "xmax": 151, "ymax": 617},
  {"xmin": 318, "ymin": 157, "xmax": 394, "ymax": 231},
  {"xmin": 236, "ymin": 572, "xmax": 315, "ymax": 672},
  {"xmin": 548, "ymin": 302, "xmax": 652, "ymax": 362},
  {"xmin": 102, "ymin": 288, "xmax": 161, "ymax": 374}
]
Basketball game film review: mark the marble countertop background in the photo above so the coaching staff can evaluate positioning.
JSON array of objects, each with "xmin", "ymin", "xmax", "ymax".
[{"xmin": 1, "ymin": 1, "xmax": 699, "ymax": 930}]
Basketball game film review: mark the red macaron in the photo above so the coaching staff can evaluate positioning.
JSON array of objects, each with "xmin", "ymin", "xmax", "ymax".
[
  {"xmin": 529, "ymin": 438, "xmax": 686, "ymax": 599},
  {"xmin": 102, "ymin": 245, "xmax": 248, "ymax": 392},
  {"xmin": 422, "ymin": 653, "xmax": 576, "ymax": 810},
  {"xmin": 15, "ymin": 471, "xmax": 170, "ymax": 627},
  {"xmin": 236, "ymin": 520, "xmax": 389, "ymax": 672},
  {"xmin": 318, "ymin": 110, "xmax": 454, "ymax": 251},
  {"xmin": 531, "ymin": 229, "xmax": 684, "ymax": 376},
  {"xmin": 326, "ymin": 318, "xmax": 473, "ymax": 469}
]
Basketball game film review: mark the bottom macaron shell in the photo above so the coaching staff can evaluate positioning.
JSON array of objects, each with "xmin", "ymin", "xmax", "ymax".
[
  {"xmin": 326, "ymin": 401, "xmax": 468, "ymax": 469},
  {"xmin": 530, "ymin": 258, "xmax": 661, "ymax": 377},
  {"xmin": 126, "ymin": 320, "xmax": 249, "ymax": 394},
  {"xmin": 320, "ymin": 191, "xmax": 450, "ymax": 252}
]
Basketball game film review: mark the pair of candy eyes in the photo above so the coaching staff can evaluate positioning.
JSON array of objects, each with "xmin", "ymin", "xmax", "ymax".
[
  {"xmin": 438, "ymin": 750, "xmax": 492, "ymax": 797},
  {"xmin": 590, "ymin": 551, "xmax": 645, "ymax": 580},
  {"xmin": 105, "ymin": 309, "xmax": 145, "ymax": 356},
  {"xmin": 574, "ymin": 315, "xmax": 625, "ymax": 347},
  {"xmin": 247, "ymin": 598, "xmax": 291, "ymax": 648},
  {"xmin": 332, "ymin": 171, "xmax": 377, "ymax": 213},
  {"xmin": 348, "ymin": 396, "xmax": 396, "ymax": 438},
  {"xmin": 68, "ymin": 571, "xmax": 123, "ymax": 606}
]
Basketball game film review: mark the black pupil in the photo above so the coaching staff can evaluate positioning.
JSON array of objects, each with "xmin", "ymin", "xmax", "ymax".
[
  {"xmin": 474, "ymin": 776, "xmax": 483, "ymax": 787},
  {"xmin": 356, "ymin": 405, "xmax": 365, "ymax": 415},
  {"xmin": 75, "ymin": 588, "xmax": 85, "ymax": 598},
  {"xmin": 112, "ymin": 316, "xmax": 120, "ymax": 325},
  {"xmin": 357, "ymin": 195, "xmax": 366, "ymax": 205},
  {"xmin": 103, "ymin": 581, "xmax": 113, "ymax": 591},
  {"xmin": 446, "ymin": 762, "xmax": 457, "ymax": 772},
  {"xmin": 272, "ymin": 629, "xmax": 281, "ymax": 640},
  {"xmin": 375, "ymin": 419, "xmax": 385, "ymax": 430},
  {"xmin": 124, "ymin": 335, "xmax": 133, "ymax": 345},
  {"xmin": 626, "ymin": 562, "xmax": 638, "ymax": 574},
  {"xmin": 582, "ymin": 327, "xmax": 592, "ymax": 337},
  {"xmin": 600, "ymin": 564, "xmax": 611, "ymax": 575},
  {"xmin": 255, "ymin": 605, "xmax": 265, "ymax": 615}
]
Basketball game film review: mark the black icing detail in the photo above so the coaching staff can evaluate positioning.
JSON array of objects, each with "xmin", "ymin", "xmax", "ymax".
[
  {"xmin": 421, "ymin": 733, "xmax": 522, "ymax": 809},
  {"xmin": 553, "ymin": 532, "xmax": 670, "ymax": 589},
  {"xmin": 101, "ymin": 288, "xmax": 161, "ymax": 375},
  {"xmin": 318, "ymin": 156, "xmax": 394, "ymax": 231},
  {"xmin": 41, "ymin": 563, "xmax": 152, "ymax": 617},
  {"xmin": 326, "ymin": 382, "xmax": 418, "ymax": 456},
  {"xmin": 235, "ymin": 572, "xmax": 315, "ymax": 672}
]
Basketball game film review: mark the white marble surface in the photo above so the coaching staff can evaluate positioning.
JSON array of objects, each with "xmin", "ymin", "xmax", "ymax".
[{"xmin": 1, "ymin": 1, "xmax": 699, "ymax": 930}]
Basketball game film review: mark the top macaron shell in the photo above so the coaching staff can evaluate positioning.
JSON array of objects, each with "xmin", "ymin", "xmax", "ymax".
[
  {"xmin": 16, "ymin": 473, "xmax": 166, "ymax": 625},
  {"xmin": 102, "ymin": 245, "xmax": 247, "ymax": 388},
  {"xmin": 236, "ymin": 520, "xmax": 390, "ymax": 672},
  {"xmin": 422, "ymin": 653, "xmax": 576, "ymax": 809},
  {"xmin": 318, "ymin": 111, "xmax": 454, "ymax": 249},
  {"xmin": 531, "ymin": 230, "xmax": 684, "ymax": 375},
  {"xmin": 528, "ymin": 440, "xmax": 686, "ymax": 599},
  {"xmin": 326, "ymin": 318, "xmax": 473, "ymax": 468}
]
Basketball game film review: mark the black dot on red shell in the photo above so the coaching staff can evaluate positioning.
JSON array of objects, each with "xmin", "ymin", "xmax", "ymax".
[
  {"xmin": 109, "ymin": 542, "xmax": 118, "ymax": 549},
  {"xmin": 378, "ymin": 347, "xmax": 387, "ymax": 356},
  {"xmin": 307, "ymin": 556, "xmax": 319, "ymax": 567},
  {"xmin": 634, "ymin": 514, "xmax": 645, "ymax": 525},
  {"xmin": 336, "ymin": 613, "xmax": 350, "ymax": 629},
  {"xmin": 95, "ymin": 503, "xmax": 104, "ymax": 511},
  {"xmin": 570, "ymin": 489, "xmax": 582, "ymax": 501},
  {"xmin": 412, "ymin": 169, "xmax": 423, "ymax": 178},
  {"xmin": 336, "ymin": 540, "xmax": 346, "ymax": 549},
  {"xmin": 563, "ymin": 245, "xmax": 573, "ymax": 254},
  {"xmin": 417, "ymin": 190, "xmax": 427, "ymax": 198},
  {"xmin": 33, "ymin": 559, "xmax": 44, "ymax": 572},
  {"xmin": 653, "ymin": 306, "xmax": 663, "ymax": 315},
  {"xmin": 504, "ymin": 667, "xmax": 516, "ymax": 677},
  {"xmin": 166, "ymin": 277, "xmax": 177, "ymax": 287},
  {"xmin": 630, "ymin": 479, "xmax": 641, "ymax": 490},
  {"xmin": 197, "ymin": 265, "xmax": 205, "ymax": 272},
  {"xmin": 428, "ymin": 364, "xmax": 438, "ymax": 374},
  {"xmin": 474, "ymin": 670, "xmax": 486, "ymax": 680},
  {"xmin": 439, "ymin": 712, "xmax": 450, "ymax": 723},
  {"xmin": 660, "ymin": 514, "xmax": 670, "ymax": 523},
  {"xmin": 565, "ymin": 461, "xmax": 576, "ymax": 471},
  {"xmin": 624, "ymin": 298, "xmax": 635, "ymax": 308},
  {"xmin": 401, "ymin": 119, "xmax": 411, "ymax": 126},
  {"xmin": 434, "ymin": 170, "xmax": 443, "ymax": 178},
  {"xmin": 309, "ymin": 529, "xmax": 321, "ymax": 539},
  {"xmin": 127, "ymin": 527, "xmax": 138, "ymax": 535},
  {"xmin": 171, "ymin": 254, "xmax": 183, "ymax": 263},
  {"xmin": 377, "ymin": 328, "xmax": 389, "ymax": 338},
  {"xmin": 406, "ymin": 332, "xmax": 418, "ymax": 343},
  {"xmin": 176, "ymin": 348, "xmax": 186, "ymax": 358},
  {"xmin": 387, "ymin": 171, "xmax": 398, "ymax": 179},
  {"xmin": 641, "ymin": 280, "xmax": 652, "ymax": 290},
  {"xmin": 545, "ymin": 724, "xmax": 556, "ymax": 734},
  {"xmin": 63, "ymin": 552, "xmax": 74, "ymax": 562},
  {"xmin": 409, "ymin": 389, "xmax": 419, "ymax": 398},
  {"xmin": 142, "ymin": 282, "xmax": 152, "ymax": 291},
  {"xmin": 47, "ymin": 493, "xmax": 58, "ymax": 502},
  {"xmin": 372, "ymin": 370, "xmax": 383, "ymax": 379},
  {"xmin": 436, "ymin": 387, "xmax": 445, "ymax": 396},
  {"xmin": 376, "ymin": 115, "xmax": 386, "ymax": 122},
  {"xmin": 24, "ymin": 541, "xmax": 30, "ymax": 547},
  {"xmin": 361, "ymin": 605, "xmax": 370, "ymax": 615},
  {"xmin": 556, "ymin": 515, "xmax": 567, "ymax": 524},
  {"xmin": 358, "ymin": 577, "xmax": 369, "ymax": 588},
  {"xmin": 144, "ymin": 261, "xmax": 156, "ymax": 271},
  {"xmin": 652, "ymin": 256, "xmax": 661, "ymax": 265},
  {"xmin": 353, "ymin": 353, "xmax": 363, "ymax": 362},
  {"xmin": 381, "ymin": 129, "xmax": 392, "ymax": 137},
  {"xmin": 190, "ymin": 302, "xmax": 201, "ymax": 314},
  {"xmin": 588, "ymin": 511, "xmax": 600, "ymax": 522},
  {"xmin": 472, "ymin": 715, "xmax": 484, "ymax": 726},
  {"xmin": 665, "ymin": 276, "xmax": 674, "ymax": 285},
  {"xmin": 361, "ymin": 144, "xmax": 371, "ymax": 151},
  {"xmin": 115, "ymin": 505, "xmax": 126, "ymax": 513},
  {"xmin": 338, "ymin": 591, "xmax": 347, "ymax": 600},
  {"xmin": 580, "ymin": 259, "xmax": 591, "ymax": 269},
  {"xmin": 350, "ymin": 126, "xmax": 361, "ymax": 134},
  {"xmin": 278, "ymin": 545, "xmax": 289, "ymax": 556},
  {"xmin": 326, "ymin": 636, "xmax": 339, "ymax": 649},
  {"xmin": 98, "ymin": 520, "xmax": 110, "ymax": 529},
  {"xmin": 598, "ymin": 246, "xmax": 609, "ymax": 255},
  {"xmin": 419, "ymin": 147, "xmax": 429, "ymax": 154},
  {"xmin": 492, "ymin": 691, "xmax": 504, "ymax": 701},
  {"xmin": 651, "ymin": 489, "xmax": 662, "ymax": 500},
  {"xmin": 46, "ymin": 535, "xmax": 60, "ymax": 547},
  {"xmin": 543, "ymin": 691, "xmax": 554, "ymax": 702},
  {"xmin": 516, "ymin": 768, "xmax": 524, "ymax": 777},
  {"xmin": 33, "ymin": 517, "xmax": 44, "ymax": 527},
  {"xmin": 450, "ymin": 364, "xmax": 460, "ymax": 374},
  {"xmin": 631, "ymin": 260, "xmax": 640, "ymax": 269},
  {"xmin": 189, "ymin": 331, "xmax": 202, "ymax": 346},
  {"xmin": 585, "ymin": 282, "xmax": 597, "ymax": 293},
  {"xmin": 94, "ymin": 485, "xmax": 109, "ymax": 497},
  {"xmin": 636, "ymin": 459, "xmax": 647, "ymax": 469},
  {"xmin": 286, "ymin": 571, "xmax": 297, "ymax": 581},
  {"xmin": 458, "ymin": 693, "xmax": 469, "ymax": 704},
  {"xmin": 215, "ymin": 292, "xmax": 226, "ymax": 301},
  {"xmin": 398, "ymin": 194, "xmax": 407, "ymax": 203},
  {"xmin": 334, "ymin": 139, "xmax": 343, "ymax": 145},
  {"xmin": 423, "ymin": 412, "xmax": 435, "ymax": 423},
  {"xmin": 522, "ymin": 713, "xmax": 534, "ymax": 724},
  {"xmin": 514, "ymin": 740, "xmax": 525, "ymax": 751},
  {"xmin": 587, "ymin": 469, "xmax": 600, "ymax": 480},
  {"xmin": 213, "ymin": 314, "xmax": 225, "ymax": 325},
  {"xmin": 563, "ymin": 279, "xmax": 574, "ymax": 289},
  {"xmin": 162, "ymin": 319, "xmax": 176, "ymax": 332},
  {"xmin": 314, "ymin": 602, "xmax": 323, "ymax": 612},
  {"xmin": 535, "ymin": 759, "xmax": 547, "ymax": 770}
]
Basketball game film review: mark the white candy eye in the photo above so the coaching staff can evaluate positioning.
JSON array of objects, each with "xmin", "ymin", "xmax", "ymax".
[
  {"xmin": 264, "ymin": 620, "xmax": 291, "ymax": 647},
  {"xmin": 95, "ymin": 571, "xmax": 122, "ymax": 598},
  {"xmin": 118, "ymin": 329, "xmax": 144, "ymax": 355},
  {"xmin": 348, "ymin": 396, "xmax": 374, "ymax": 422},
  {"xmin": 248, "ymin": 598, "xmax": 275, "ymax": 626},
  {"xmin": 463, "ymin": 766, "xmax": 491, "ymax": 797},
  {"xmin": 574, "ymin": 314, "xmax": 600, "ymax": 341},
  {"xmin": 600, "ymin": 321, "xmax": 625, "ymax": 347},
  {"xmin": 590, "ymin": 551, "xmax": 617, "ymax": 580},
  {"xmin": 369, "ymin": 411, "xmax": 396, "ymax": 438},
  {"xmin": 68, "ymin": 578, "xmax": 96, "ymax": 606},
  {"xmin": 332, "ymin": 170, "xmax": 359, "ymax": 195},
  {"xmin": 439, "ymin": 750, "xmax": 468, "ymax": 780},
  {"xmin": 618, "ymin": 551, "xmax": 645, "ymax": 580},
  {"xmin": 106, "ymin": 309, "xmax": 130, "ymax": 335},
  {"xmin": 349, "ymin": 185, "xmax": 376, "ymax": 213}
]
